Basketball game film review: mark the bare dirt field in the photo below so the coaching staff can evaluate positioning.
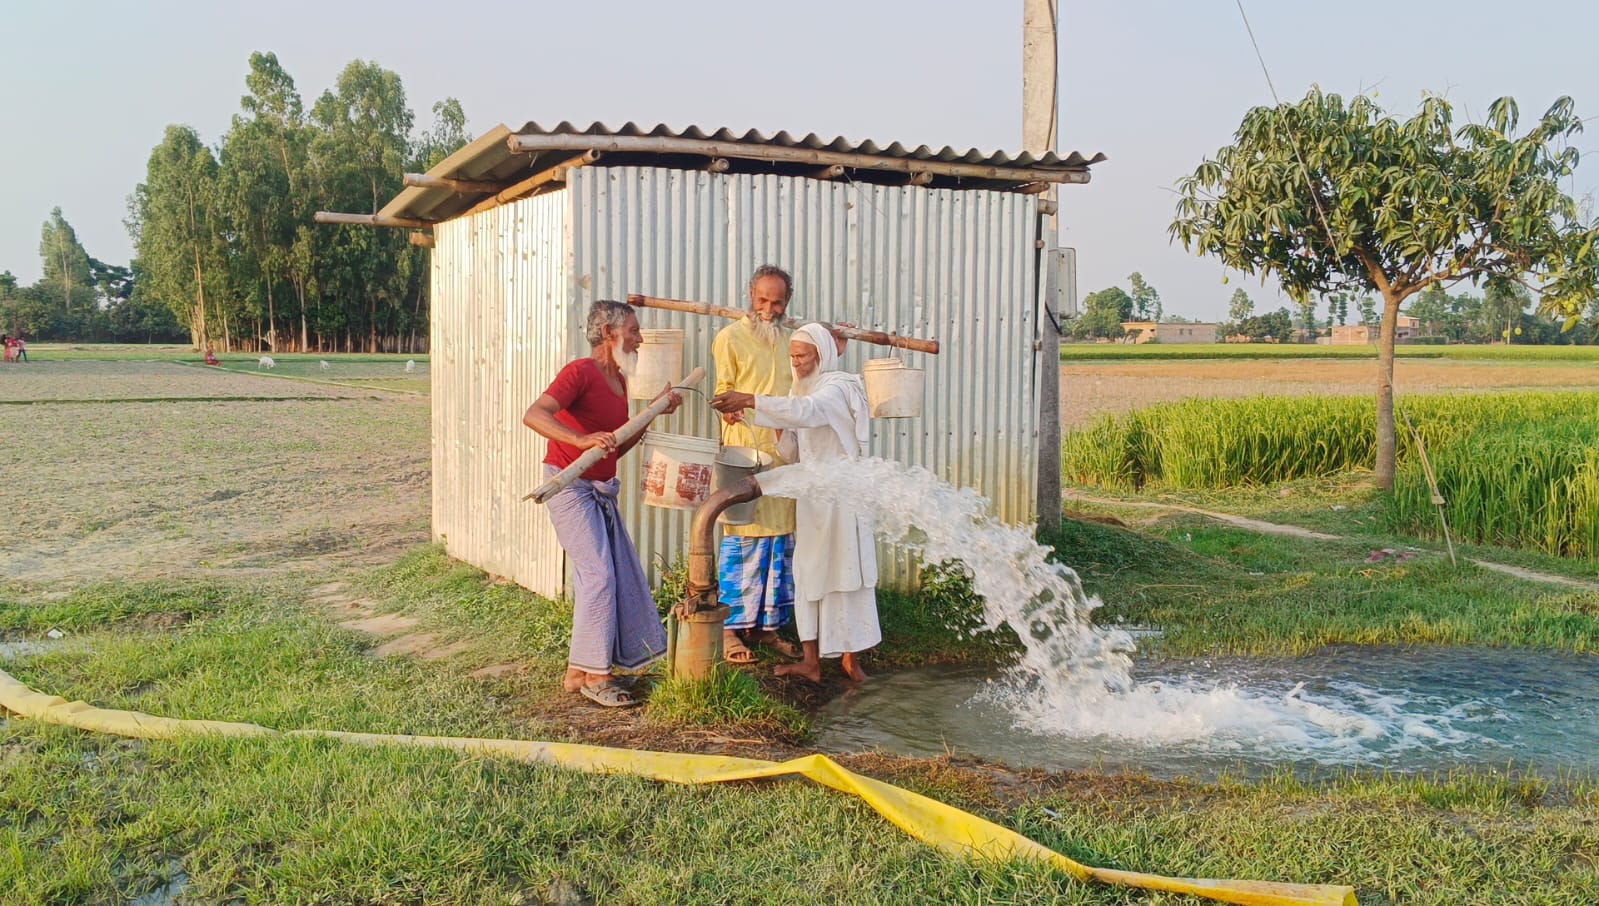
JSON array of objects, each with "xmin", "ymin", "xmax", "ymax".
[
  {"xmin": 2, "ymin": 361, "xmax": 429, "ymax": 584},
  {"xmin": 6, "ymin": 355, "xmax": 1592, "ymax": 585},
  {"xmin": 1060, "ymin": 357, "xmax": 1599, "ymax": 429}
]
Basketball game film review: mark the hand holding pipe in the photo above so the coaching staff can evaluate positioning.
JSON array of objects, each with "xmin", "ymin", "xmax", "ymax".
[
  {"xmin": 524, "ymin": 367, "xmax": 706, "ymax": 504},
  {"xmin": 627, "ymin": 294, "xmax": 939, "ymax": 355}
]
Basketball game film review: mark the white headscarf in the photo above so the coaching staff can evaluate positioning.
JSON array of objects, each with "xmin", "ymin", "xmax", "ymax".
[{"xmin": 791, "ymin": 323, "xmax": 871, "ymax": 459}]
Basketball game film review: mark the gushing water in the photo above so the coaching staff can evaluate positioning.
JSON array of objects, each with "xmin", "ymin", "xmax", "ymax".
[
  {"xmin": 758, "ymin": 458, "xmax": 1137, "ymax": 706},
  {"xmin": 759, "ymin": 458, "xmax": 1498, "ymax": 763}
]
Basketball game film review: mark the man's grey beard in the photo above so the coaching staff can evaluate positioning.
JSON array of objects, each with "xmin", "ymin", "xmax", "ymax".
[
  {"xmin": 790, "ymin": 370, "xmax": 818, "ymax": 397},
  {"xmin": 613, "ymin": 338, "xmax": 639, "ymax": 379},
  {"xmin": 749, "ymin": 312, "xmax": 782, "ymax": 347}
]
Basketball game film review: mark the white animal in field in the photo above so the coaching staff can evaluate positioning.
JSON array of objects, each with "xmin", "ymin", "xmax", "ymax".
[
  {"xmin": 320, "ymin": 360, "xmax": 330, "ymax": 371},
  {"xmin": 404, "ymin": 359, "xmax": 417, "ymax": 374},
  {"xmin": 258, "ymin": 356, "xmax": 276, "ymax": 370}
]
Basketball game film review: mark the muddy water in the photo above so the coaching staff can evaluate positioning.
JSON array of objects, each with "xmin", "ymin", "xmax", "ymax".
[{"xmin": 815, "ymin": 646, "xmax": 1599, "ymax": 779}]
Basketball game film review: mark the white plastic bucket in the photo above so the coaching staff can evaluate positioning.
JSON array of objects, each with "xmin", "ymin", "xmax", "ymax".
[
  {"xmin": 640, "ymin": 432, "xmax": 718, "ymax": 510},
  {"xmin": 714, "ymin": 446, "xmax": 774, "ymax": 525},
  {"xmin": 862, "ymin": 357, "xmax": 924, "ymax": 418},
  {"xmin": 630, "ymin": 328, "xmax": 684, "ymax": 399}
]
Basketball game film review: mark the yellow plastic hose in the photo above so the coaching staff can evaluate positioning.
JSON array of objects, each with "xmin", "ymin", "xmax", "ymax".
[{"xmin": 0, "ymin": 668, "xmax": 1354, "ymax": 906}]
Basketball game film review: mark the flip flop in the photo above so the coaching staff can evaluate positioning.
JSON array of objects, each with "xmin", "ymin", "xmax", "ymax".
[
  {"xmin": 723, "ymin": 636, "xmax": 758, "ymax": 665},
  {"xmin": 579, "ymin": 679, "xmax": 638, "ymax": 708}
]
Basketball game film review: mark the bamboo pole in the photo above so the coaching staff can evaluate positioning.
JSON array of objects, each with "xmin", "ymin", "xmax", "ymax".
[
  {"xmin": 314, "ymin": 212, "xmax": 432, "ymax": 229},
  {"xmin": 808, "ymin": 164, "xmax": 846, "ymax": 180},
  {"xmin": 524, "ymin": 366, "xmax": 706, "ymax": 504},
  {"xmin": 462, "ymin": 151, "xmax": 601, "ymax": 218},
  {"xmin": 507, "ymin": 133, "xmax": 1092, "ymax": 185},
  {"xmin": 403, "ymin": 173, "xmax": 505, "ymax": 193},
  {"xmin": 408, "ymin": 231, "xmax": 435, "ymax": 248},
  {"xmin": 627, "ymin": 294, "xmax": 940, "ymax": 355},
  {"xmin": 706, "ymin": 158, "xmax": 731, "ymax": 173}
]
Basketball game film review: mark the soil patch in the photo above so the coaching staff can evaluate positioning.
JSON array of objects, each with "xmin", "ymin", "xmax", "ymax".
[{"xmin": 1060, "ymin": 358, "xmax": 1599, "ymax": 429}]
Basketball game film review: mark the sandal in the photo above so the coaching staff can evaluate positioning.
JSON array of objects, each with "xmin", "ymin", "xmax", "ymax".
[
  {"xmin": 723, "ymin": 636, "xmax": 758, "ymax": 665},
  {"xmin": 751, "ymin": 632, "xmax": 801, "ymax": 659},
  {"xmin": 579, "ymin": 679, "xmax": 638, "ymax": 708}
]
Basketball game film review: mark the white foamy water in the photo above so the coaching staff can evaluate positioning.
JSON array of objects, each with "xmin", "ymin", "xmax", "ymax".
[{"xmin": 759, "ymin": 458, "xmax": 1489, "ymax": 760}]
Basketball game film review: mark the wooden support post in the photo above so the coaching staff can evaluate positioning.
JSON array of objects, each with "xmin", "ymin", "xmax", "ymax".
[
  {"xmin": 906, "ymin": 170, "xmax": 934, "ymax": 187},
  {"xmin": 314, "ymin": 211, "xmax": 432, "ymax": 229},
  {"xmin": 627, "ymin": 293, "xmax": 940, "ymax": 355},
  {"xmin": 408, "ymin": 231, "xmax": 435, "ymax": 248},
  {"xmin": 403, "ymin": 173, "xmax": 505, "ymax": 194},
  {"xmin": 706, "ymin": 158, "xmax": 731, "ymax": 173},
  {"xmin": 808, "ymin": 164, "xmax": 846, "ymax": 180}
]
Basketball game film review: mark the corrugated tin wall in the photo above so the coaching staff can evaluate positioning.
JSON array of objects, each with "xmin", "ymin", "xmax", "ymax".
[
  {"xmin": 567, "ymin": 166, "xmax": 1039, "ymax": 588},
  {"xmin": 432, "ymin": 190, "xmax": 572, "ymax": 597}
]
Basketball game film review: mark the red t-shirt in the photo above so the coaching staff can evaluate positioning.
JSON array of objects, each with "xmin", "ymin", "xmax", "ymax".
[{"xmin": 541, "ymin": 357, "xmax": 630, "ymax": 482}]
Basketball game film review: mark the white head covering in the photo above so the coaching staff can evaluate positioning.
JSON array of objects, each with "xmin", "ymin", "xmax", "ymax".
[{"xmin": 789, "ymin": 322, "xmax": 870, "ymax": 459}]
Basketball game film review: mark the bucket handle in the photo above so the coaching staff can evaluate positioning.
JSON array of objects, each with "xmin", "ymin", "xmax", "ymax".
[{"xmin": 717, "ymin": 418, "xmax": 773, "ymax": 474}]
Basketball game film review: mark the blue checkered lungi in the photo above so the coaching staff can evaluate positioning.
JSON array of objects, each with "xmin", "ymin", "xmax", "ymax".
[{"xmin": 718, "ymin": 534, "xmax": 795, "ymax": 632}]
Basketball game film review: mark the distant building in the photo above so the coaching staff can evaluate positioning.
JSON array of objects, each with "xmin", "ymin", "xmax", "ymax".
[
  {"xmin": 1121, "ymin": 321, "xmax": 1218, "ymax": 344},
  {"xmin": 1329, "ymin": 315, "xmax": 1426, "ymax": 345}
]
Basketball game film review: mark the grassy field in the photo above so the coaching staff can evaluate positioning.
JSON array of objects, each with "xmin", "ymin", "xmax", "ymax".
[
  {"xmin": 6, "ymin": 351, "xmax": 1599, "ymax": 904},
  {"xmin": 1062, "ymin": 342, "xmax": 1599, "ymax": 361}
]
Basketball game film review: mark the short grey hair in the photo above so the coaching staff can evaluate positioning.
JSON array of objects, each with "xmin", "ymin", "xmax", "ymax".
[
  {"xmin": 747, "ymin": 264, "xmax": 793, "ymax": 301},
  {"xmin": 585, "ymin": 300, "xmax": 635, "ymax": 346}
]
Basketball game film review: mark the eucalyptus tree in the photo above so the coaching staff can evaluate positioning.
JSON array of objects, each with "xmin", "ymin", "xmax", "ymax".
[
  {"xmin": 309, "ymin": 60, "xmax": 414, "ymax": 351},
  {"xmin": 1173, "ymin": 88, "xmax": 1598, "ymax": 489},
  {"xmin": 128, "ymin": 125, "xmax": 229, "ymax": 350},
  {"xmin": 219, "ymin": 51, "xmax": 310, "ymax": 350},
  {"xmin": 1128, "ymin": 272, "xmax": 1162, "ymax": 322},
  {"xmin": 38, "ymin": 208, "xmax": 94, "ymax": 315}
]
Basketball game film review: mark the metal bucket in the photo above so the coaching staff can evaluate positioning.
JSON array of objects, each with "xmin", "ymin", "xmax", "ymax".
[
  {"xmin": 714, "ymin": 446, "xmax": 773, "ymax": 525},
  {"xmin": 863, "ymin": 357, "xmax": 925, "ymax": 418}
]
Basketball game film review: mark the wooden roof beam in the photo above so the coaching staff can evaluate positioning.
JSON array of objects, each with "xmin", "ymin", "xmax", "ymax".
[
  {"xmin": 402, "ymin": 173, "xmax": 505, "ymax": 193},
  {"xmin": 314, "ymin": 212, "xmax": 432, "ymax": 229},
  {"xmin": 460, "ymin": 150, "xmax": 601, "ymax": 218},
  {"xmin": 507, "ymin": 133, "xmax": 1092, "ymax": 185}
]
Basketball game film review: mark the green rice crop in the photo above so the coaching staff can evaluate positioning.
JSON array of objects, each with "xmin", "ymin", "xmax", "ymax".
[
  {"xmin": 1386, "ymin": 421, "xmax": 1599, "ymax": 559},
  {"xmin": 1063, "ymin": 391, "xmax": 1599, "ymax": 558}
]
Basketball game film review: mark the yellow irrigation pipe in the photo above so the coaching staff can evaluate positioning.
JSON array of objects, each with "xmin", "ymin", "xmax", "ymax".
[{"xmin": 0, "ymin": 668, "xmax": 1354, "ymax": 906}]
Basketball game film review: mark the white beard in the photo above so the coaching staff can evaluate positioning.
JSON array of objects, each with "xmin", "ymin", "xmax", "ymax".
[
  {"xmin": 790, "ymin": 370, "xmax": 818, "ymax": 397},
  {"xmin": 750, "ymin": 313, "xmax": 781, "ymax": 347},
  {"xmin": 613, "ymin": 338, "xmax": 639, "ymax": 379}
]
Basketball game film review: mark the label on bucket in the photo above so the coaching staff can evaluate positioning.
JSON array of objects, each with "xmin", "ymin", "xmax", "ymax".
[{"xmin": 641, "ymin": 433, "xmax": 718, "ymax": 509}]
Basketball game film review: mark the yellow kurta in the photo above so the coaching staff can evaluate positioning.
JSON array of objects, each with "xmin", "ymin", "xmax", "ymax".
[{"xmin": 712, "ymin": 318, "xmax": 797, "ymax": 537}]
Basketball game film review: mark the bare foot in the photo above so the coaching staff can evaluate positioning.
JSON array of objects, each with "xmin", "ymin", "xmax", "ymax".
[
  {"xmin": 841, "ymin": 653, "xmax": 869, "ymax": 683},
  {"xmin": 774, "ymin": 661, "xmax": 822, "ymax": 683},
  {"xmin": 564, "ymin": 668, "xmax": 612, "ymax": 693}
]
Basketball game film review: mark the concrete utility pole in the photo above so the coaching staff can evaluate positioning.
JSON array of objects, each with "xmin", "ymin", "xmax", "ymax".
[{"xmin": 1023, "ymin": 0, "xmax": 1062, "ymax": 530}]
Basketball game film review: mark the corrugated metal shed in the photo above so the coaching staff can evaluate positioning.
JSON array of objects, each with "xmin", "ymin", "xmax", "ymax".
[
  {"xmin": 382, "ymin": 121, "xmax": 1103, "ymax": 224},
  {"xmin": 429, "ymin": 166, "xmax": 1042, "ymax": 597}
]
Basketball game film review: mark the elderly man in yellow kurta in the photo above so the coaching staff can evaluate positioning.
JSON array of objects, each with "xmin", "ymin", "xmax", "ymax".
[{"xmin": 713, "ymin": 264, "xmax": 802, "ymax": 664}]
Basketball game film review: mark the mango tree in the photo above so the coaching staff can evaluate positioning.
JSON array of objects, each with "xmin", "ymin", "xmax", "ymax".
[{"xmin": 1172, "ymin": 89, "xmax": 1597, "ymax": 489}]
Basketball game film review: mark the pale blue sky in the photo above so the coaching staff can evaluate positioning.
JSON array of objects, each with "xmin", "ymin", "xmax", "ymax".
[{"xmin": 2, "ymin": 1, "xmax": 1595, "ymax": 320}]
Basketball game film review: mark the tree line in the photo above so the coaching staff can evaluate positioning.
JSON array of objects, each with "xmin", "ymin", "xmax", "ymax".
[{"xmin": 0, "ymin": 52, "xmax": 469, "ymax": 352}]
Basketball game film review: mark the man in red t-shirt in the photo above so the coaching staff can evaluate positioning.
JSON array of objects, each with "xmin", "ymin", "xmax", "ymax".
[{"xmin": 523, "ymin": 300, "xmax": 681, "ymax": 707}]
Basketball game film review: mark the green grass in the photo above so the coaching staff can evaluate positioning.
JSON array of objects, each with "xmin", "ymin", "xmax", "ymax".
[
  {"xmin": 1044, "ymin": 513, "xmax": 1599, "ymax": 656},
  {"xmin": 1061, "ymin": 341, "xmax": 1599, "ymax": 361},
  {"xmin": 646, "ymin": 666, "xmax": 805, "ymax": 734},
  {"xmin": 7, "ymin": 567, "xmax": 1599, "ymax": 904}
]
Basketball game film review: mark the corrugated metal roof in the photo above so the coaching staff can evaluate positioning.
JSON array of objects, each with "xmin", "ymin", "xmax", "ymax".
[{"xmin": 380, "ymin": 121, "xmax": 1104, "ymax": 223}]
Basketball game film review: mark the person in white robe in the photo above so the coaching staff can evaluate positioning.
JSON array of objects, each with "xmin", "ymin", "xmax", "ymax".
[{"xmin": 710, "ymin": 322, "xmax": 879, "ymax": 682}]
